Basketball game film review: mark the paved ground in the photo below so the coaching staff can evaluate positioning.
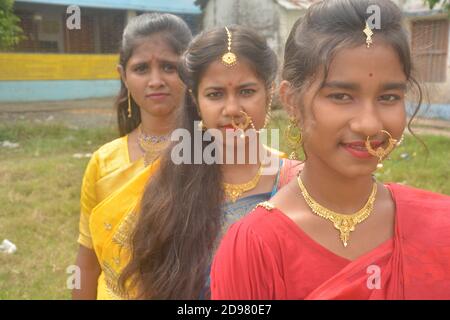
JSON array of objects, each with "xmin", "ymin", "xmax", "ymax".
[{"xmin": 1, "ymin": 98, "xmax": 450, "ymax": 137}]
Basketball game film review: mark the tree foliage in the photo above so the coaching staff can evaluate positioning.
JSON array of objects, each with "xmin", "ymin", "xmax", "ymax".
[
  {"xmin": 0, "ymin": 0, "xmax": 25, "ymax": 50},
  {"xmin": 424, "ymin": 0, "xmax": 450, "ymax": 13}
]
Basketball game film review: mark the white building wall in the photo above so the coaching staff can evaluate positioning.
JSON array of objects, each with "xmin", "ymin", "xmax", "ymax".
[{"xmin": 202, "ymin": 0, "xmax": 280, "ymax": 53}]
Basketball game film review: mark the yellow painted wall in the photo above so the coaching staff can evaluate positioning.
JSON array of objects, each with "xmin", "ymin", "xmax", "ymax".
[{"xmin": 0, "ymin": 53, "xmax": 120, "ymax": 81}]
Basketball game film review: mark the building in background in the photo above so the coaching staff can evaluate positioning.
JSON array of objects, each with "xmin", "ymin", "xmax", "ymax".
[
  {"xmin": 197, "ymin": 0, "xmax": 449, "ymax": 118},
  {"xmin": 399, "ymin": 0, "xmax": 449, "ymax": 105},
  {"xmin": 0, "ymin": 0, "xmax": 201, "ymax": 102},
  {"xmin": 195, "ymin": 0, "xmax": 316, "ymax": 57}
]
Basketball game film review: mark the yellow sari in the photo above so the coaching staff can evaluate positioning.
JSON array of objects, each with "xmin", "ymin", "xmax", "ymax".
[
  {"xmin": 78, "ymin": 136, "xmax": 144, "ymax": 250},
  {"xmin": 77, "ymin": 135, "xmax": 153, "ymax": 299},
  {"xmin": 89, "ymin": 162, "xmax": 158, "ymax": 299},
  {"xmin": 89, "ymin": 146, "xmax": 290, "ymax": 299}
]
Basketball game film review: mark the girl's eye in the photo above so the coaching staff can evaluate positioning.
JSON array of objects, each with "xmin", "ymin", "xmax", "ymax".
[
  {"xmin": 134, "ymin": 64, "xmax": 148, "ymax": 73},
  {"xmin": 206, "ymin": 91, "xmax": 223, "ymax": 99},
  {"xmin": 328, "ymin": 93, "xmax": 352, "ymax": 101},
  {"xmin": 162, "ymin": 63, "xmax": 176, "ymax": 73},
  {"xmin": 240, "ymin": 88, "xmax": 255, "ymax": 96},
  {"xmin": 379, "ymin": 94, "xmax": 401, "ymax": 103}
]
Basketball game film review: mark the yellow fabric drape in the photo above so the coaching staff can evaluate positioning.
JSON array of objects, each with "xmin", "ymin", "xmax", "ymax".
[
  {"xmin": 78, "ymin": 136, "xmax": 144, "ymax": 249},
  {"xmin": 89, "ymin": 145, "xmax": 287, "ymax": 299},
  {"xmin": 90, "ymin": 161, "xmax": 159, "ymax": 299}
]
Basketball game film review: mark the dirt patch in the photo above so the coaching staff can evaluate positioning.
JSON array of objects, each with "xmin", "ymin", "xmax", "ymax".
[
  {"xmin": 1, "ymin": 98, "xmax": 450, "ymax": 135},
  {"xmin": 0, "ymin": 98, "xmax": 116, "ymax": 129}
]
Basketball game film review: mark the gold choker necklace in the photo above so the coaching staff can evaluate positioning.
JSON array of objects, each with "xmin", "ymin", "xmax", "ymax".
[
  {"xmin": 297, "ymin": 176, "xmax": 377, "ymax": 247},
  {"xmin": 138, "ymin": 125, "xmax": 170, "ymax": 166},
  {"xmin": 224, "ymin": 166, "xmax": 262, "ymax": 203}
]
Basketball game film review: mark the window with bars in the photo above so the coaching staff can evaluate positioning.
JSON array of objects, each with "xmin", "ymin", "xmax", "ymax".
[
  {"xmin": 13, "ymin": 6, "xmax": 125, "ymax": 54},
  {"xmin": 411, "ymin": 18, "xmax": 449, "ymax": 83}
]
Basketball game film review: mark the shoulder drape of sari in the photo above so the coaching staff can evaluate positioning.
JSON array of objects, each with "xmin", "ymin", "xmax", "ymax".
[
  {"xmin": 305, "ymin": 183, "xmax": 450, "ymax": 300},
  {"xmin": 78, "ymin": 136, "xmax": 144, "ymax": 249},
  {"xmin": 211, "ymin": 183, "xmax": 450, "ymax": 300},
  {"xmin": 89, "ymin": 161, "xmax": 159, "ymax": 300},
  {"xmin": 92, "ymin": 151, "xmax": 301, "ymax": 299}
]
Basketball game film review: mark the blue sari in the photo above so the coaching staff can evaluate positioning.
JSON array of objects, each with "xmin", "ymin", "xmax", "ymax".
[{"xmin": 200, "ymin": 160, "xmax": 284, "ymax": 299}]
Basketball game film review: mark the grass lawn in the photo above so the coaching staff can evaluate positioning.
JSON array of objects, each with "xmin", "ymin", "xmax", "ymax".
[
  {"xmin": 0, "ymin": 117, "xmax": 449, "ymax": 299},
  {"xmin": 0, "ymin": 122, "xmax": 117, "ymax": 299}
]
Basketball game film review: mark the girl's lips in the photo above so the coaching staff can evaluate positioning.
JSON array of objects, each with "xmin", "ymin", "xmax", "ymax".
[
  {"xmin": 344, "ymin": 141, "xmax": 383, "ymax": 149},
  {"xmin": 340, "ymin": 141, "xmax": 383, "ymax": 159},
  {"xmin": 146, "ymin": 93, "xmax": 169, "ymax": 100},
  {"xmin": 342, "ymin": 144, "xmax": 372, "ymax": 159}
]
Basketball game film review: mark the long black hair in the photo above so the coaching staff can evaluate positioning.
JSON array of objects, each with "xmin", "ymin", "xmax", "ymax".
[{"xmin": 120, "ymin": 25, "xmax": 278, "ymax": 299}]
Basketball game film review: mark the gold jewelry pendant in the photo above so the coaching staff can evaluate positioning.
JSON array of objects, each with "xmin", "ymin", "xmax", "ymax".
[
  {"xmin": 138, "ymin": 125, "xmax": 170, "ymax": 166},
  {"xmin": 223, "ymin": 166, "xmax": 262, "ymax": 203},
  {"xmin": 142, "ymin": 144, "xmax": 167, "ymax": 166},
  {"xmin": 365, "ymin": 130, "xmax": 398, "ymax": 169},
  {"xmin": 297, "ymin": 176, "xmax": 377, "ymax": 247}
]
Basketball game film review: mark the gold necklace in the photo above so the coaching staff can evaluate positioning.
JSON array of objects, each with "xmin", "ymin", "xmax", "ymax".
[
  {"xmin": 297, "ymin": 175, "xmax": 377, "ymax": 247},
  {"xmin": 137, "ymin": 125, "xmax": 170, "ymax": 166},
  {"xmin": 223, "ymin": 166, "xmax": 262, "ymax": 203}
]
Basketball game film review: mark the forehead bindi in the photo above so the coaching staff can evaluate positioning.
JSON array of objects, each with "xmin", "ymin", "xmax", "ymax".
[{"xmin": 326, "ymin": 44, "xmax": 406, "ymax": 85}]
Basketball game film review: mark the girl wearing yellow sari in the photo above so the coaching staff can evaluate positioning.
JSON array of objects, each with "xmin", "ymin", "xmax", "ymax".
[
  {"xmin": 72, "ymin": 13, "xmax": 192, "ymax": 299},
  {"xmin": 93, "ymin": 26, "xmax": 303, "ymax": 299}
]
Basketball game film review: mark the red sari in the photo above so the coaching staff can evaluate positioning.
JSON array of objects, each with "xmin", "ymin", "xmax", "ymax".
[{"xmin": 210, "ymin": 183, "xmax": 450, "ymax": 299}]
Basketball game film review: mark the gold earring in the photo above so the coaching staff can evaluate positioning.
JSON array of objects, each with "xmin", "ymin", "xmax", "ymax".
[
  {"xmin": 365, "ymin": 130, "xmax": 398, "ymax": 169},
  {"xmin": 198, "ymin": 120, "xmax": 206, "ymax": 131},
  {"xmin": 127, "ymin": 91, "xmax": 132, "ymax": 118},
  {"xmin": 285, "ymin": 117, "xmax": 302, "ymax": 160},
  {"xmin": 263, "ymin": 84, "xmax": 275, "ymax": 129}
]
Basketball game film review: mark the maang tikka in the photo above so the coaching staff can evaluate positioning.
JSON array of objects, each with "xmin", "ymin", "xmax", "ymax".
[
  {"xmin": 222, "ymin": 27, "xmax": 237, "ymax": 67},
  {"xmin": 363, "ymin": 21, "xmax": 374, "ymax": 48}
]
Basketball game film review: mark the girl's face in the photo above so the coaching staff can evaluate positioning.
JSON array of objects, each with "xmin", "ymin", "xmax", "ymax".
[
  {"xmin": 120, "ymin": 33, "xmax": 184, "ymax": 119},
  {"xmin": 197, "ymin": 59, "xmax": 268, "ymax": 140},
  {"xmin": 283, "ymin": 43, "xmax": 407, "ymax": 178}
]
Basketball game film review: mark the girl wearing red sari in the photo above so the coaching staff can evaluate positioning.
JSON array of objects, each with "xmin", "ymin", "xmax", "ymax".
[{"xmin": 211, "ymin": 0, "xmax": 450, "ymax": 300}]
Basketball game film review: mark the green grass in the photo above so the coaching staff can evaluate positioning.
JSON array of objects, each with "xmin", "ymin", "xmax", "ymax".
[
  {"xmin": 0, "ymin": 122, "xmax": 116, "ymax": 299},
  {"xmin": 0, "ymin": 118, "xmax": 449, "ymax": 299},
  {"xmin": 374, "ymin": 134, "xmax": 450, "ymax": 194}
]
